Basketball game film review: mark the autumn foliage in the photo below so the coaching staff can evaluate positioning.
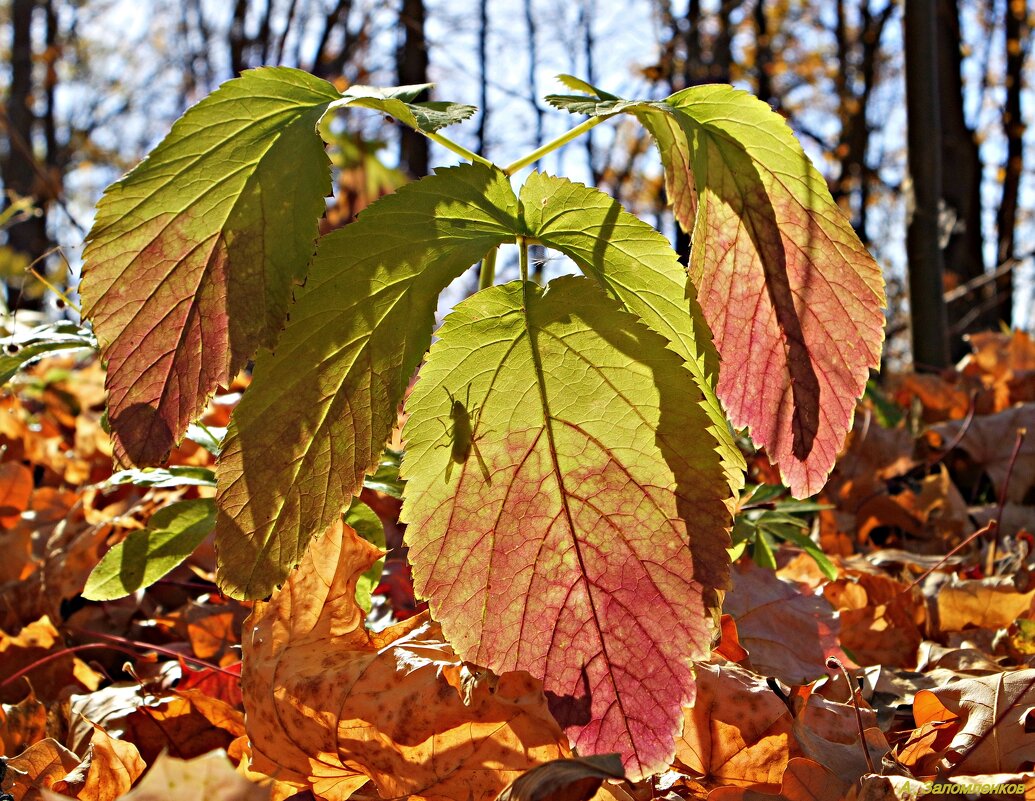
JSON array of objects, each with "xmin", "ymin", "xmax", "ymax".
[{"xmin": 1, "ymin": 328, "xmax": 1034, "ymax": 801}]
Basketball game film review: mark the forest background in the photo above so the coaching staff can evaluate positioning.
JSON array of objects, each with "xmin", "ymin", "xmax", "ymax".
[
  {"xmin": 2, "ymin": 1, "xmax": 1035, "ymax": 800},
  {"xmin": 1, "ymin": 0, "xmax": 1032, "ymax": 362}
]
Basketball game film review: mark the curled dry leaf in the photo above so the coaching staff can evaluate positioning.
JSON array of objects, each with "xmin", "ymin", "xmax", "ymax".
[
  {"xmin": 243, "ymin": 518, "xmax": 570, "ymax": 801},
  {"xmin": 911, "ymin": 670, "xmax": 1035, "ymax": 775},
  {"xmin": 51, "ymin": 722, "xmax": 145, "ymax": 801},
  {"xmin": 495, "ymin": 754, "xmax": 625, "ymax": 801},
  {"xmin": 4, "ymin": 738, "xmax": 81, "ymax": 801}
]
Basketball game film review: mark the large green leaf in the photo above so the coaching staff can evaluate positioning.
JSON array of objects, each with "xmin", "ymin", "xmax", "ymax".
[
  {"xmin": 215, "ymin": 163, "xmax": 519, "ymax": 599},
  {"xmin": 400, "ymin": 278, "xmax": 732, "ymax": 779},
  {"xmin": 83, "ymin": 499, "xmax": 216, "ymax": 601},
  {"xmin": 519, "ymin": 172, "xmax": 744, "ymax": 497},
  {"xmin": 547, "ymin": 81, "xmax": 885, "ymax": 498},
  {"xmin": 81, "ymin": 68, "xmax": 476, "ymax": 469}
]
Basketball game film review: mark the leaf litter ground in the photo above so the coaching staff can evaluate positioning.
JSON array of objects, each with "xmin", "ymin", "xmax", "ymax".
[{"xmin": 2, "ymin": 329, "xmax": 1035, "ymax": 800}]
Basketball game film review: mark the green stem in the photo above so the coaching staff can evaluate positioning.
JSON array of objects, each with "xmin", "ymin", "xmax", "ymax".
[
  {"xmin": 503, "ymin": 116, "xmax": 606, "ymax": 175},
  {"xmin": 479, "ymin": 247, "xmax": 499, "ymax": 290},
  {"xmin": 518, "ymin": 236, "xmax": 529, "ymax": 282},
  {"xmin": 422, "ymin": 129, "xmax": 494, "ymax": 167}
]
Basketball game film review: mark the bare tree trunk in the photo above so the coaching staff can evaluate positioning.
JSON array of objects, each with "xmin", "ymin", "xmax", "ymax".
[
  {"xmin": 397, "ymin": 0, "xmax": 429, "ymax": 177},
  {"xmin": 937, "ymin": 0, "xmax": 991, "ymax": 347},
  {"xmin": 904, "ymin": 0, "xmax": 950, "ymax": 368},
  {"xmin": 476, "ymin": 0, "xmax": 489, "ymax": 156},
  {"xmin": 1, "ymin": 0, "xmax": 53, "ymax": 310},
  {"xmin": 753, "ymin": 0, "xmax": 774, "ymax": 106},
  {"xmin": 580, "ymin": 0, "xmax": 600, "ymax": 183},
  {"xmin": 996, "ymin": 0, "xmax": 1028, "ymax": 325}
]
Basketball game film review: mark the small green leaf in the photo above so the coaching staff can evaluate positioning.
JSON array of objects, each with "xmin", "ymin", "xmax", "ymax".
[
  {"xmin": 0, "ymin": 322, "xmax": 96, "ymax": 385},
  {"xmin": 103, "ymin": 466, "xmax": 216, "ymax": 489},
  {"xmin": 215, "ymin": 162, "xmax": 519, "ymax": 599},
  {"xmin": 343, "ymin": 498, "xmax": 386, "ymax": 613},
  {"xmin": 336, "ymin": 84, "xmax": 476, "ymax": 132},
  {"xmin": 83, "ymin": 499, "xmax": 216, "ymax": 600}
]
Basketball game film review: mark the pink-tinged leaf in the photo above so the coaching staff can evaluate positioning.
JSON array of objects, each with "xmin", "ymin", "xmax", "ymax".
[
  {"xmin": 668, "ymin": 87, "xmax": 885, "ymax": 497},
  {"xmin": 546, "ymin": 84, "xmax": 886, "ymax": 498},
  {"xmin": 401, "ymin": 278, "xmax": 732, "ymax": 780},
  {"xmin": 80, "ymin": 67, "xmax": 340, "ymax": 466},
  {"xmin": 215, "ymin": 163, "xmax": 518, "ymax": 599}
]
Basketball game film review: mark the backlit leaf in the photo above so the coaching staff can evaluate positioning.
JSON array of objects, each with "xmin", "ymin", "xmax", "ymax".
[
  {"xmin": 519, "ymin": 172, "xmax": 744, "ymax": 497},
  {"xmin": 547, "ymin": 84, "xmax": 885, "ymax": 497},
  {"xmin": 215, "ymin": 162, "xmax": 518, "ymax": 599},
  {"xmin": 401, "ymin": 278, "xmax": 731, "ymax": 779},
  {"xmin": 83, "ymin": 499, "xmax": 216, "ymax": 601},
  {"xmin": 80, "ymin": 67, "xmax": 341, "ymax": 466}
]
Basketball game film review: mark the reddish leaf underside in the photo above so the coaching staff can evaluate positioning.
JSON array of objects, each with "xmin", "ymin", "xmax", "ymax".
[
  {"xmin": 401, "ymin": 278, "xmax": 732, "ymax": 780},
  {"xmin": 666, "ymin": 86, "xmax": 885, "ymax": 497},
  {"xmin": 547, "ymin": 85, "xmax": 885, "ymax": 498},
  {"xmin": 80, "ymin": 67, "xmax": 339, "ymax": 466}
]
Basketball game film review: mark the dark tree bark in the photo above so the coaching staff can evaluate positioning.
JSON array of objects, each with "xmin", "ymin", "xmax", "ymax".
[
  {"xmin": 476, "ymin": 0, "xmax": 489, "ymax": 156},
  {"xmin": 753, "ymin": 0, "xmax": 774, "ymax": 106},
  {"xmin": 830, "ymin": 0, "xmax": 895, "ymax": 247},
  {"xmin": 1, "ymin": 0, "xmax": 55, "ymax": 309},
  {"xmin": 996, "ymin": 0, "xmax": 1028, "ymax": 325},
  {"xmin": 904, "ymin": 0, "xmax": 950, "ymax": 368},
  {"xmin": 937, "ymin": 0, "xmax": 992, "ymax": 346},
  {"xmin": 397, "ymin": 0, "xmax": 429, "ymax": 177}
]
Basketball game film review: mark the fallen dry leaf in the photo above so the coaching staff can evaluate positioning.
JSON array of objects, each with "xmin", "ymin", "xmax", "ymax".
[
  {"xmin": 705, "ymin": 757, "xmax": 849, "ymax": 800},
  {"xmin": 4, "ymin": 738, "xmax": 81, "ymax": 801},
  {"xmin": 823, "ymin": 571, "xmax": 925, "ymax": 667},
  {"xmin": 496, "ymin": 754, "xmax": 625, "ymax": 801},
  {"xmin": 0, "ymin": 616, "xmax": 102, "ymax": 704},
  {"xmin": 42, "ymin": 749, "xmax": 272, "ymax": 801},
  {"xmin": 675, "ymin": 662, "xmax": 797, "ymax": 789},
  {"xmin": 52, "ymin": 722, "xmax": 145, "ymax": 801},
  {"xmin": 724, "ymin": 562, "xmax": 852, "ymax": 684},
  {"xmin": 935, "ymin": 576, "xmax": 1035, "ymax": 633},
  {"xmin": 243, "ymin": 518, "xmax": 570, "ymax": 801},
  {"xmin": 0, "ymin": 688, "xmax": 47, "ymax": 754},
  {"xmin": 0, "ymin": 461, "xmax": 33, "ymax": 528},
  {"xmin": 931, "ymin": 404, "xmax": 1035, "ymax": 504},
  {"xmin": 911, "ymin": 670, "xmax": 1035, "ymax": 774}
]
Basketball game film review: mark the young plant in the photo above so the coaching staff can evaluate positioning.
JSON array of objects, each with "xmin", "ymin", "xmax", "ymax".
[{"xmin": 78, "ymin": 68, "xmax": 885, "ymax": 779}]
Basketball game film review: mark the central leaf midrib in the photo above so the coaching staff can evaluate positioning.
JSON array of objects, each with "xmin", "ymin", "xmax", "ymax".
[{"xmin": 519, "ymin": 280, "xmax": 639, "ymax": 763}]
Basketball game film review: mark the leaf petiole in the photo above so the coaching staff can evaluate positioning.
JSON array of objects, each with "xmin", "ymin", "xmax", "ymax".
[
  {"xmin": 518, "ymin": 236, "xmax": 530, "ymax": 282},
  {"xmin": 503, "ymin": 116, "xmax": 606, "ymax": 175},
  {"xmin": 479, "ymin": 246, "xmax": 499, "ymax": 290},
  {"xmin": 420, "ymin": 129, "xmax": 494, "ymax": 168}
]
